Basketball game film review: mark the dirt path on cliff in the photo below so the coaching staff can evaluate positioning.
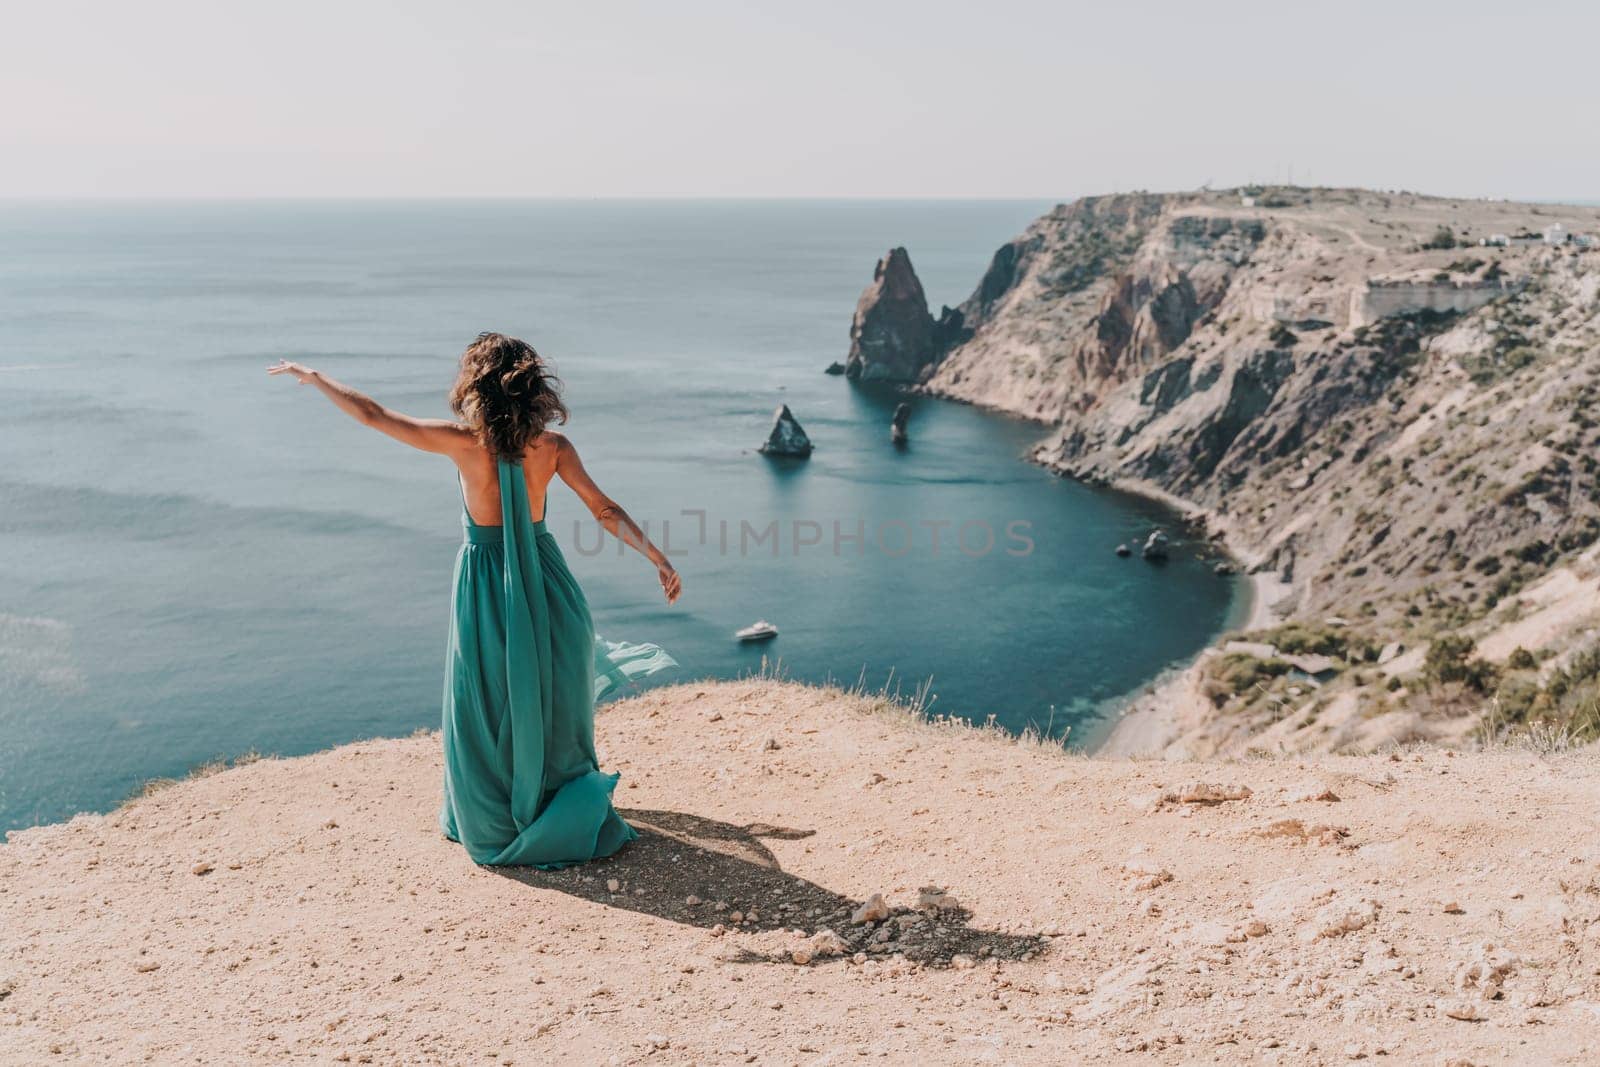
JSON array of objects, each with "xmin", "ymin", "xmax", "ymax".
[{"xmin": 5, "ymin": 679, "xmax": 1600, "ymax": 1065}]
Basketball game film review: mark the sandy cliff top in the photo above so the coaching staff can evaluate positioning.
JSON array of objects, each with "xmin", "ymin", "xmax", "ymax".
[{"xmin": 4, "ymin": 679, "xmax": 1600, "ymax": 1064}]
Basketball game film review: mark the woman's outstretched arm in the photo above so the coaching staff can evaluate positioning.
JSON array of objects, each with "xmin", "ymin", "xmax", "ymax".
[
  {"xmin": 267, "ymin": 360, "xmax": 469, "ymax": 455},
  {"xmin": 555, "ymin": 435, "xmax": 682, "ymax": 605}
]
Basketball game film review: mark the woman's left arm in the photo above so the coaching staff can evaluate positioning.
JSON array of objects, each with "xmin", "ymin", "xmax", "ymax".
[{"xmin": 268, "ymin": 360, "xmax": 468, "ymax": 455}]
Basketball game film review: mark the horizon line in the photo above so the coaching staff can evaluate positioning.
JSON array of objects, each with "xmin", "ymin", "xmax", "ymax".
[{"xmin": 1, "ymin": 189, "xmax": 1596, "ymax": 207}]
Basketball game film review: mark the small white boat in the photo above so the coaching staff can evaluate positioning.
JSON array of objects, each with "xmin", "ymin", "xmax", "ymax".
[{"xmin": 735, "ymin": 619, "xmax": 779, "ymax": 642}]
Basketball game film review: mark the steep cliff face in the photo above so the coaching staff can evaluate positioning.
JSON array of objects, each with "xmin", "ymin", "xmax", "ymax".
[
  {"xmin": 925, "ymin": 195, "xmax": 1265, "ymax": 420},
  {"xmin": 872, "ymin": 187, "xmax": 1600, "ymax": 754},
  {"xmin": 1036, "ymin": 203, "xmax": 1600, "ymax": 637}
]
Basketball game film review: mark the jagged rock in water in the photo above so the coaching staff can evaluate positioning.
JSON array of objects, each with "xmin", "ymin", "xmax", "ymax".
[
  {"xmin": 890, "ymin": 402, "xmax": 911, "ymax": 445},
  {"xmin": 1115, "ymin": 543, "xmax": 1132, "ymax": 557},
  {"xmin": 1142, "ymin": 530, "xmax": 1170, "ymax": 560},
  {"xmin": 823, "ymin": 361, "xmax": 846, "ymax": 375},
  {"xmin": 758, "ymin": 404, "xmax": 813, "ymax": 458},
  {"xmin": 846, "ymin": 248, "xmax": 941, "ymax": 382}
]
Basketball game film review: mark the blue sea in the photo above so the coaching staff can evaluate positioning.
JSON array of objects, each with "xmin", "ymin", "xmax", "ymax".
[{"xmin": 0, "ymin": 199, "xmax": 1244, "ymax": 832}]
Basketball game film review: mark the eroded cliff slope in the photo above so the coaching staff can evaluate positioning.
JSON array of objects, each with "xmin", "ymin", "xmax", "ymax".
[{"xmin": 857, "ymin": 188, "xmax": 1600, "ymax": 755}]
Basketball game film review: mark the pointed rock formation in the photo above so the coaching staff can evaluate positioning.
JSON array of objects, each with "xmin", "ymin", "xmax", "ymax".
[
  {"xmin": 890, "ymin": 402, "xmax": 911, "ymax": 446},
  {"xmin": 758, "ymin": 404, "xmax": 813, "ymax": 458},
  {"xmin": 846, "ymin": 248, "xmax": 942, "ymax": 383},
  {"xmin": 1142, "ymin": 529, "xmax": 1171, "ymax": 560}
]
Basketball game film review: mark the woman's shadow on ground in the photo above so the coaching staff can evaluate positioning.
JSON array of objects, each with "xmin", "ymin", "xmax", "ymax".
[{"xmin": 492, "ymin": 808, "xmax": 1047, "ymax": 968}]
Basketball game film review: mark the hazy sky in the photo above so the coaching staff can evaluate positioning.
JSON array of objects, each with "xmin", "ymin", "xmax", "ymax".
[{"xmin": 2, "ymin": 0, "xmax": 1594, "ymax": 199}]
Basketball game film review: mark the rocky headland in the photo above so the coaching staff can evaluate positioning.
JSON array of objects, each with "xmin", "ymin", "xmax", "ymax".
[
  {"xmin": 6, "ymin": 679, "xmax": 1600, "ymax": 1064},
  {"xmin": 848, "ymin": 188, "xmax": 1600, "ymax": 758}
]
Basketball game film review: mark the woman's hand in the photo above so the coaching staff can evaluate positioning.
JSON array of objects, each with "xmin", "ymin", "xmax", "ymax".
[
  {"xmin": 657, "ymin": 561, "xmax": 682, "ymax": 605},
  {"xmin": 266, "ymin": 359, "xmax": 318, "ymax": 384}
]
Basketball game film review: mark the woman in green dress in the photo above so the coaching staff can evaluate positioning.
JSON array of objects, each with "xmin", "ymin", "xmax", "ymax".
[{"xmin": 268, "ymin": 333, "xmax": 680, "ymax": 868}]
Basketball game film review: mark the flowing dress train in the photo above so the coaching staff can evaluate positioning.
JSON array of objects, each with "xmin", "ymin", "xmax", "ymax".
[{"xmin": 439, "ymin": 459, "xmax": 675, "ymax": 867}]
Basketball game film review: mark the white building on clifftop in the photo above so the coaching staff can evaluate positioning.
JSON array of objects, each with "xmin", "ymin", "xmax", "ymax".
[{"xmin": 1348, "ymin": 277, "xmax": 1515, "ymax": 328}]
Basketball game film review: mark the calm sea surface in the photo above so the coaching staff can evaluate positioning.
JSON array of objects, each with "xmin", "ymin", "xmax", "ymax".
[{"xmin": 0, "ymin": 200, "xmax": 1244, "ymax": 831}]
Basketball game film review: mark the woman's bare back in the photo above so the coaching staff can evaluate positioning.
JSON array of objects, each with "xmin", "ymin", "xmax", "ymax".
[{"xmin": 456, "ymin": 432, "xmax": 562, "ymax": 527}]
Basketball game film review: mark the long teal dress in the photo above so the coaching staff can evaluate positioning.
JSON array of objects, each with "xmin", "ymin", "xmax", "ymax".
[{"xmin": 439, "ymin": 459, "xmax": 675, "ymax": 868}]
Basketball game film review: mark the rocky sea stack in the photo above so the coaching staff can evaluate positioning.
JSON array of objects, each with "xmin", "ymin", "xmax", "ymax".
[
  {"xmin": 758, "ymin": 403, "xmax": 813, "ymax": 457},
  {"xmin": 844, "ymin": 247, "xmax": 965, "ymax": 382},
  {"xmin": 890, "ymin": 402, "xmax": 911, "ymax": 445}
]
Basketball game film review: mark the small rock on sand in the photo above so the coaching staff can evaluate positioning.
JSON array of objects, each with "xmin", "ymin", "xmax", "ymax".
[
  {"xmin": 1440, "ymin": 999, "xmax": 1486, "ymax": 1022},
  {"xmin": 1454, "ymin": 942, "xmax": 1517, "ymax": 1000},
  {"xmin": 1123, "ymin": 853, "xmax": 1175, "ymax": 891},
  {"xmin": 192, "ymin": 862, "xmax": 214, "ymax": 876},
  {"xmin": 1260, "ymin": 818, "xmax": 1349, "ymax": 846},
  {"xmin": 851, "ymin": 894, "xmax": 891, "ymax": 924},
  {"xmin": 1173, "ymin": 783, "xmax": 1252, "ymax": 805},
  {"xmin": 791, "ymin": 927, "xmax": 851, "ymax": 965},
  {"xmin": 1225, "ymin": 919, "xmax": 1271, "ymax": 943},
  {"xmin": 916, "ymin": 887, "xmax": 959, "ymax": 912},
  {"xmin": 1311, "ymin": 898, "xmax": 1380, "ymax": 940}
]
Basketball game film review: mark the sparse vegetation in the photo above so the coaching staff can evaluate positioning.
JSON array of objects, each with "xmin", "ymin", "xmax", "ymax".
[
  {"xmin": 1250, "ymin": 622, "xmax": 1372, "ymax": 661},
  {"xmin": 122, "ymin": 750, "xmax": 269, "ymax": 807},
  {"xmin": 1421, "ymin": 226, "xmax": 1457, "ymax": 250},
  {"xmin": 1202, "ymin": 652, "xmax": 1292, "ymax": 708},
  {"xmin": 1423, "ymin": 634, "xmax": 1497, "ymax": 693},
  {"xmin": 1464, "ymin": 344, "xmax": 1541, "ymax": 385}
]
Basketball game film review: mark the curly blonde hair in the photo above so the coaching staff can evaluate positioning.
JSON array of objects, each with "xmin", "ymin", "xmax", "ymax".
[{"xmin": 448, "ymin": 332, "xmax": 569, "ymax": 457}]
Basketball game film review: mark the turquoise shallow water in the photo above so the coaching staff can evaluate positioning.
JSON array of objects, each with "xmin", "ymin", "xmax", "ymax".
[{"xmin": 0, "ymin": 200, "xmax": 1244, "ymax": 831}]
